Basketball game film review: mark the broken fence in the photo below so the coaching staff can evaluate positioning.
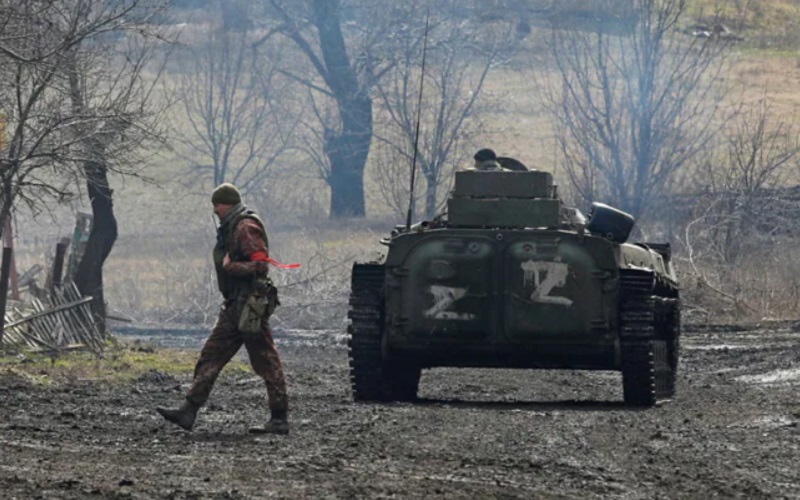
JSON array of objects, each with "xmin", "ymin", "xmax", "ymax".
[{"xmin": 2, "ymin": 282, "xmax": 105, "ymax": 354}]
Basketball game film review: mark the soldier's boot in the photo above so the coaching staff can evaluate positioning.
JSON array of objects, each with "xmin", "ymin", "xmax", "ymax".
[
  {"xmin": 249, "ymin": 410, "xmax": 289, "ymax": 435},
  {"xmin": 156, "ymin": 400, "xmax": 199, "ymax": 431}
]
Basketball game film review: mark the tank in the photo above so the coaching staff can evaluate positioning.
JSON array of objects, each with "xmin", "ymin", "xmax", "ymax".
[{"xmin": 347, "ymin": 167, "xmax": 679, "ymax": 406}]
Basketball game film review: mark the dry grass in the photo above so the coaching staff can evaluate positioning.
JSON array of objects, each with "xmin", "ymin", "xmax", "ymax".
[
  {"xmin": 678, "ymin": 240, "xmax": 800, "ymax": 322},
  {"xmin": 687, "ymin": 0, "xmax": 800, "ymax": 27},
  {"xmin": 99, "ymin": 224, "xmax": 385, "ymax": 329}
]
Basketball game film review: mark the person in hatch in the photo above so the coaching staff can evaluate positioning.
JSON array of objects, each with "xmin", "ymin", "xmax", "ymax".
[{"xmin": 472, "ymin": 148, "xmax": 509, "ymax": 171}]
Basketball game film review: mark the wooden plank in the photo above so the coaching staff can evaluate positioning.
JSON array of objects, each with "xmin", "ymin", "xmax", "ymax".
[{"xmin": 3, "ymin": 296, "xmax": 93, "ymax": 330}]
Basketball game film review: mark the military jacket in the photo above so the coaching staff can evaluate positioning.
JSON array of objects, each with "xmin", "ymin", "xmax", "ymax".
[{"xmin": 214, "ymin": 210, "xmax": 270, "ymax": 299}]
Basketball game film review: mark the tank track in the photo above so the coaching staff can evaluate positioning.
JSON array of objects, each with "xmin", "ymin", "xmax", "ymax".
[
  {"xmin": 347, "ymin": 263, "xmax": 420, "ymax": 402},
  {"xmin": 619, "ymin": 270, "xmax": 676, "ymax": 406},
  {"xmin": 666, "ymin": 301, "xmax": 680, "ymax": 396}
]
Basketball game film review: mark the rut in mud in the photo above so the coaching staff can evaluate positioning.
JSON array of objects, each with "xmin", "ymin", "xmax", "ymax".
[{"xmin": 1, "ymin": 326, "xmax": 800, "ymax": 499}]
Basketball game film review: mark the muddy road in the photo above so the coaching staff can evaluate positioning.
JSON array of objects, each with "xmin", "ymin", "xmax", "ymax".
[{"xmin": 2, "ymin": 326, "xmax": 800, "ymax": 499}]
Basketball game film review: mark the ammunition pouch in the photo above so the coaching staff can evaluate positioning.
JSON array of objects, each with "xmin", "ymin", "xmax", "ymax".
[{"xmin": 238, "ymin": 283, "xmax": 279, "ymax": 334}]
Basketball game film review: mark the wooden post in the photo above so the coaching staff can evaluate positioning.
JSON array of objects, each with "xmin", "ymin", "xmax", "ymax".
[
  {"xmin": 66, "ymin": 212, "xmax": 92, "ymax": 282},
  {"xmin": 0, "ymin": 245, "xmax": 12, "ymax": 346},
  {"xmin": 52, "ymin": 237, "xmax": 70, "ymax": 293},
  {"xmin": 0, "ymin": 115, "xmax": 19, "ymax": 345},
  {"xmin": 3, "ymin": 216, "xmax": 19, "ymax": 300}
]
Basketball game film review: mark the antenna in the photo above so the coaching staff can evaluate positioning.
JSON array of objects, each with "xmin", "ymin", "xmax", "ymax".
[{"xmin": 405, "ymin": 9, "xmax": 431, "ymax": 231}]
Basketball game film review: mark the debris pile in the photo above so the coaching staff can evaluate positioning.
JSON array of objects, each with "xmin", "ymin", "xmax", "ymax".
[
  {"xmin": 3, "ymin": 282, "xmax": 104, "ymax": 354},
  {"xmin": 1, "ymin": 212, "xmax": 107, "ymax": 355}
]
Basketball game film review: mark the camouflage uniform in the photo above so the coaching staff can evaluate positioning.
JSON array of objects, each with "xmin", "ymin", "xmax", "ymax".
[{"xmin": 186, "ymin": 207, "xmax": 288, "ymax": 416}]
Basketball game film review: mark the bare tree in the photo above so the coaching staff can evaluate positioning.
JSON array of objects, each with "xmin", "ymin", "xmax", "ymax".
[
  {"xmin": 258, "ymin": 0, "xmax": 525, "ymax": 219},
  {"xmin": 0, "ymin": 0, "xmax": 169, "ymax": 332},
  {"xmin": 674, "ymin": 97, "xmax": 800, "ymax": 320},
  {"xmin": 176, "ymin": 1, "xmax": 294, "ymax": 192},
  {"xmin": 692, "ymin": 98, "xmax": 800, "ymax": 265},
  {"xmin": 369, "ymin": 140, "xmax": 424, "ymax": 219},
  {"xmin": 541, "ymin": 0, "xmax": 730, "ymax": 220},
  {"xmin": 256, "ymin": 0, "xmax": 416, "ymax": 218},
  {"xmin": 66, "ymin": 3, "xmax": 169, "ymax": 333},
  {"xmin": 0, "ymin": 0, "xmax": 141, "ymax": 235},
  {"xmin": 0, "ymin": 0, "xmax": 142, "ymax": 65},
  {"xmin": 374, "ymin": 6, "xmax": 514, "ymax": 219}
]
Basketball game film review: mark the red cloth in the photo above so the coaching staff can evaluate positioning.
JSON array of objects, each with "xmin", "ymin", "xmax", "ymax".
[
  {"xmin": 250, "ymin": 251, "xmax": 270, "ymax": 262},
  {"xmin": 251, "ymin": 251, "xmax": 300, "ymax": 269}
]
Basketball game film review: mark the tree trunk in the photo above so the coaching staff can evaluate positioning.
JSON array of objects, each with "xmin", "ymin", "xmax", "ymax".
[
  {"xmin": 324, "ymin": 124, "xmax": 369, "ymax": 217},
  {"xmin": 0, "ymin": 175, "xmax": 12, "ymax": 241},
  {"xmin": 75, "ymin": 158, "xmax": 117, "ymax": 336},
  {"xmin": 424, "ymin": 174, "xmax": 438, "ymax": 220},
  {"xmin": 313, "ymin": 0, "xmax": 372, "ymax": 218},
  {"xmin": 0, "ymin": 176, "xmax": 12, "ymax": 343},
  {"xmin": 65, "ymin": 50, "xmax": 117, "ymax": 334}
]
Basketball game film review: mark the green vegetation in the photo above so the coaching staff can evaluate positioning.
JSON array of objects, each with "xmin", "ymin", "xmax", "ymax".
[{"xmin": 0, "ymin": 343, "xmax": 249, "ymax": 385}]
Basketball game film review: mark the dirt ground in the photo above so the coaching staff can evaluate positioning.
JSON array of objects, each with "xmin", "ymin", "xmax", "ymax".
[{"xmin": 2, "ymin": 325, "xmax": 800, "ymax": 499}]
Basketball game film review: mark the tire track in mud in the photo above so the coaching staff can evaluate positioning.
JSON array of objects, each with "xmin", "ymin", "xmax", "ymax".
[{"xmin": 1, "ymin": 326, "xmax": 799, "ymax": 498}]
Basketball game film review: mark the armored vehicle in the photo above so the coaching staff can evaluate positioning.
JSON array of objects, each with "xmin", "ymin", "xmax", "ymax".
[{"xmin": 347, "ymin": 166, "xmax": 679, "ymax": 406}]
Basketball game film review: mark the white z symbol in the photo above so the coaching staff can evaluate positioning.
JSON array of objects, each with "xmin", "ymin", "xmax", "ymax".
[{"xmin": 521, "ymin": 260, "xmax": 573, "ymax": 307}]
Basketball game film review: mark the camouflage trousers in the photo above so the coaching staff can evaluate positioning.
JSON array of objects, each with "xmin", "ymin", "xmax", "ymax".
[{"xmin": 186, "ymin": 299, "xmax": 288, "ymax": 414}]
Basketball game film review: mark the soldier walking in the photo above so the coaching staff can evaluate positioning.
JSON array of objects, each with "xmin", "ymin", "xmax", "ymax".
[{"xmin": 157, "ymin": 183, "xmax": 290, "ymax": 434}]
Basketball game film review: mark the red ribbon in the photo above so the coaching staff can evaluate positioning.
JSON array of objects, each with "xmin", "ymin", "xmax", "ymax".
[
  {"xmin": 250, "ymin": 252, "xmax": 300, "ymax": 269},
  {"xmin": 266, "ymin": 257, "xmax": 301, "ymax": 269}
]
